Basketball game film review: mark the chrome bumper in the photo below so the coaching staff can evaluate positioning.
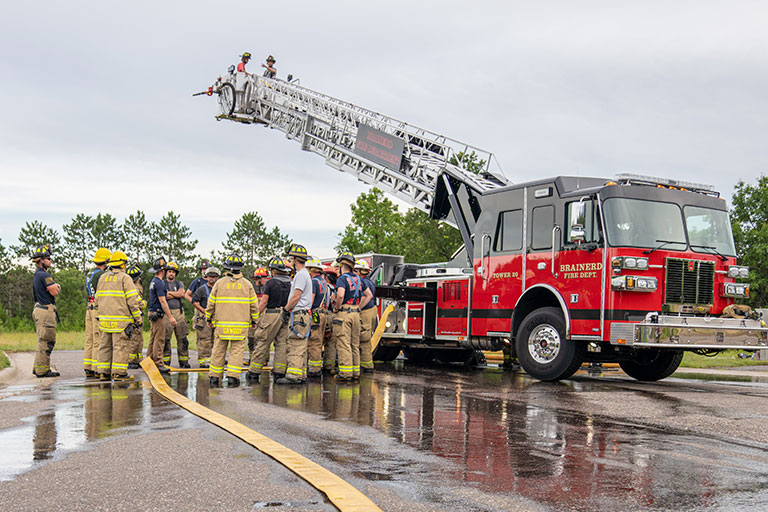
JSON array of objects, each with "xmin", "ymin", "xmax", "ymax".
[{"xmin": 610, "ymin": 315, "xmax": 768, "ymax": 350}]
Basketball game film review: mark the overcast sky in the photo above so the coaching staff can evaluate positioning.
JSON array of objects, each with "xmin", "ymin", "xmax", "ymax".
[{"xmin": 1, "ymin": 1, "xmax": 766, "ymax": 261}]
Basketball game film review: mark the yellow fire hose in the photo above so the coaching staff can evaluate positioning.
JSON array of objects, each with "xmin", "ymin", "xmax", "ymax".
[
  {"xmin": 370, "ymin": 304, "xmax": 395, "ymax": 354},
  {"xmin": 141, "ymin": 357, "xmax": 381, "ymax": 511}
]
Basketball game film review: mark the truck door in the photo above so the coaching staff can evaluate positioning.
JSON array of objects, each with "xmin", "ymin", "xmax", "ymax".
[{"xmin": 526, "ymin": 186, "xmax": 560, "ymax": 297}]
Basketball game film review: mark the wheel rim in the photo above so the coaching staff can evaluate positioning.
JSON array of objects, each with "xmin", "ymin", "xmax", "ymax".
[
  {"xmin": 528, "ymin": 324, "xmax": 561, "ymax": 364},
  {"xmin": 218, "ymin": 86, "xmax": 234, "ymax": 115}
]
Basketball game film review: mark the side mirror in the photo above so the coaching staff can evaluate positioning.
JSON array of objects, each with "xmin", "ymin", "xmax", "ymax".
[{"xmin": 570, "ymin": 223, "xmax": 585, "ymax": 244}]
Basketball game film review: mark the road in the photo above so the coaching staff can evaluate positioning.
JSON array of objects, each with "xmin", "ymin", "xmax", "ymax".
[{"xmin": 1, "ymin": 350, "xmax": 768, "ymax": 511}]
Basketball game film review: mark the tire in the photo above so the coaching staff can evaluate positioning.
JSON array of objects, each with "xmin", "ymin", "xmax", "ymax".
[
  {"xmin": 242, "ymin": 81, "xmax": 254, "ymax": 114},
  {"xmin": 372, "ymin": 344, "xmax": 401, "ymax": 362},
  {"xmin": 218, "ymin": 83, "xmax": 236, "ymax": 116},
  {"xmin": 619, "ymin": 350, "xmax": 683, "ymax": 381},
  {"xmin": 403, "ymin": 348, "xmax": 435, "ymax": 364},
  {"xmin": 516, "ymin": 307, "xmax": 585, "ymax": 381}
]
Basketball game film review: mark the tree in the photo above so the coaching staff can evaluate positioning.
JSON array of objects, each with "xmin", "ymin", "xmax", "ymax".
[
  {"xmin": 62, "ymin": 214, "xmax": 95, "ymax": 272},
  {"xmin": 731, "ymin": 174, "xmax": 768, "ymax": 307},
  {"xmin": 11, "ymin": 221, "xmax": 61, "ymax": 260},
  {"xmin": 222, "ymin": 212, "xmax": 291, "ymax": 269},
  {"xmin": 153, "ymin": 211, "xmax": 198, "ymax": 268},
  {"xmin": 398, "ymin": 208, "xmax": 463, "ymax": 264},
  {"xmin": 449, "ymin": 151, "xmax": 486, "ymax": 175},
  {"xmin": 0, "ymin": 238, "xmax": 11, "ymax": 275},
  {"xmin": 336, "ymin": 188, "xmax": 403, "ymax": 254},
  {"xmin": 123, "ymin": 210, "xmax": 153, "ymax": 263},
  {"xmin": 91, "ymin": 213, "xmax": 123, "ymax": 250}
]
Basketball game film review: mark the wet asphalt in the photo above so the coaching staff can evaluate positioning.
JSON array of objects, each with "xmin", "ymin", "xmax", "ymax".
[{"xmin": 1, "ymin": 350, "xmax": 768, "ymax": 511}]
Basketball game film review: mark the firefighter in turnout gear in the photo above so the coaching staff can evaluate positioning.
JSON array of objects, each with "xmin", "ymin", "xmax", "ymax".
[
  {"xmin": 31, "ymin": 245, "xmax": 61, "ymax": 378},
  {"xmin": 245, "ymin": 267, "xmax": 270, "ymax": 365},
  {"xmin": 355, "ymin": 260, "xmax": 377, "ymax": 372},
  {"xmin": 206, "ymin": 253, "xmax": 259, "ymax": 387},
  {"xmin": 163, "ymin": 261, "xmax": 190, "ymax": 368},
  {"xmin": 306, "ymin": 259, "xmax": 329, "ymax": 378},
  {"xmin": 333, "ymin": 252, "xmax": 369, "ymax": 381},
  {"xmin": 94, "ymin": 251, "xmax": 142, "ymax": 381},
  {"xmin": 192, "ymin": 266, "xmax": 220, "ymax": 368},
  {"xmin": 322, "ymin": 265, "xmax": 339, "ymax": 373},
  {"xmin": 276, "ymin": 244, "xmax": 313, "ymax": 385},
  {"xmin": 126, "ymin": 264, "xmax": 146, "ymax": 369},
  {"xmin": 83, "ymin": 247, "xmax": 111, "ymax": 378},
  {"xmin": 246, "ymin": 257, "xmax": 292, "ymax": 383}
]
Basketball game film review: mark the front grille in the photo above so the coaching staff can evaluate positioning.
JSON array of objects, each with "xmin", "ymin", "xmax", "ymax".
[{"xmin": 664, "ymin": 258, "xmax": 715, "ymax": 305}]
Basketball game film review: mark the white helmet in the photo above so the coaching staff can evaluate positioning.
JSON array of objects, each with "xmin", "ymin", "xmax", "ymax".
[
  {"xmin": 354, "ymin": 259, "xmax": 370, "ymax": 272},
  {"xmin": 306, "ymin": 258, "xmax": 323, "ymax": 271}
]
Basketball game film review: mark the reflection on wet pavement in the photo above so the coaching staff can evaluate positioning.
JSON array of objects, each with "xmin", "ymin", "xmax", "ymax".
[{"xmin": 2, "ymin": 366, "xmax": 768, "ymax": 510}]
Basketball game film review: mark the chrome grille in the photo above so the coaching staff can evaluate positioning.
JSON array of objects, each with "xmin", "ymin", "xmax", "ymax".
[{"xmin": 664, "ymin": 258, "xmax": 715, "ymax": 305}]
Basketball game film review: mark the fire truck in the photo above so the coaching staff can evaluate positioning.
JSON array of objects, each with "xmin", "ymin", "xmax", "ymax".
[{"xmin": 199, "ymin": 68, "xmax": 766, "ymax": 381}]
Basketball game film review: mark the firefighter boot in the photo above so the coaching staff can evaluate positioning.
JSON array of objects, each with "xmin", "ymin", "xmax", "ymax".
[
  {"xmin": 99, "ymin": 373, "xmax": 111, "ymax": 381},
  {"xmin": 209, "ymin": 376, "xmax": 220, "ymax": 387},
  {"xmin": 226, "ymin": 376, "xmax": 240, "ymax": 387},
  {"xmin": 113, "ymin": 374, "xmax": 135, "ymax": 382},
  {"xmin": 246, "ymin": 371, "xmax": 260, "ymax": 383}
]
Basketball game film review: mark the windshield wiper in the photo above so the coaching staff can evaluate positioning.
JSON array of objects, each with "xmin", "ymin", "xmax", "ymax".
[
  {"xmin": 643, "ymin": 239, "xmax": 684, "ymax": 255},
  {"xmin": 690, "ymin": 244, "xmax": 728, "ymax": 262}
]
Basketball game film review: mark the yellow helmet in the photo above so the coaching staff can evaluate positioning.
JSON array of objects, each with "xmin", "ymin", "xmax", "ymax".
[
  {"xmin": 165, "ymin": 262, "xmax": 180, "ymax": 273},
  {"xmin": 92, "ymin": 247, "xmax": 111, "ymax": 264},
  {"xmin": 109, "ymin": 250, "xmax": 128, "ymax": 268}
]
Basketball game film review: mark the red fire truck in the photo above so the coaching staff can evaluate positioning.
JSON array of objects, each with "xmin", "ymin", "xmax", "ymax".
[{"xmin": 202, "ymin": 70, "xmax": 766, "ymax": 381}]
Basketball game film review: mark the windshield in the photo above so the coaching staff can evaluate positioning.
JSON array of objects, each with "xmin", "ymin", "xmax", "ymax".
[
  {"xmin": 684, "ymin": 206, "xmax": 736, "ymax": 256},
  {"xmin": 603, "ymin": 198, "xmax": 687, "ymax": 250}
]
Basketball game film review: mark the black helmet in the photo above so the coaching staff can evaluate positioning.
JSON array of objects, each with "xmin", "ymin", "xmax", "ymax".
[
  {"xmin": 223, "ymin": 253, "xmax": 244, "ymax": 271},
  {"xmin": 336, "ymin": 251, "xmax": 355, "ymax": 266},
  {"xmin": 147, "ymin": 257, "xmax": 167, "ymax": 274},
  {"xmin": 198, "ymin": 259, "xmax": 211, "ymax": 270},
  {"xmin": 267, "ymin": 256, "xmax": 289, "ymax": 273},
  {"xmin": 266, "ymin": 55, "xmax": 275, "ymax": 63},
  {"xmin": 31, "ymin": 244, "xmax": 52, "ymax": 261},
  {"xmin": 242, "ymin": 52, "xmax": 251, "ymax": 59},
  {"xmin": 127, "ymin": 264, "xmax": 143, "ymax": 280},
  {"xmin": 287, "ymin": 243, "xmax": 308, "ymax": 261}
]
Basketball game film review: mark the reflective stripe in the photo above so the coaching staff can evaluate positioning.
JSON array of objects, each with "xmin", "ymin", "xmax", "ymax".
[
  {"xmin": 213, "ymin": 321, "xmax": 250, "ymax": 326},
  {"xmin": 209, "ymin": 297, "xmax": 256, "ymax": 304},
  {"xmin": 95, "ymin": 290, "xmax": 127, "ymax": 297},
  {"xmin": 100, "ymin": 315, "xmax": 132, "ymax": 320},
  {"xmin": 286, "ymin": 368, "xmax": 303, "ymax": 376},
  {"xmin": 125, "ymin": 289, "xmax": 138, "ymax": 297}
]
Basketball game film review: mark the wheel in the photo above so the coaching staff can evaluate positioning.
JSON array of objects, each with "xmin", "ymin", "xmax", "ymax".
[
  {"xmin": 242, "ymin": 81, "xmax": 254, "ymax": 114},
  {"xmin": 619, "ymin": 350, "xmax": 683, "ymax": 381},
  {"xmin": 372, "ymin": 344, "xmax": 401, "ymax": 362},
  {"xmin": 516, "ymin": 307, "xmax": 585, "ymax": 381},
  {"xmin": 217, "ymin": 82, "xmax": 236, "ymax": 116},
  {"xmin": 403, "ymin": 348, "xmax": 435, "ymax": 364}
]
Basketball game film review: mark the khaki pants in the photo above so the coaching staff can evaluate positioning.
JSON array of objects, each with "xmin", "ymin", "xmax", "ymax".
[
  {"xmin": 249, "ymin": 311, "xmax": 288, "ymax": 375},
  {"xmin": 209, "ymin": 335, "xmax": 245, "ymax": 378},
  {"xmin": 359, "ymin": 307, "xmax": 378, "ymax": 370},
  {"xmin": 148, "ymin": 316, "xmax": 167, "ymax": 369},
  {"xmin": 83, "ymin": 306, "xmax": 99, "ymax": 371},
  {"xmin": 285, "ymin": 311, "xmax": 311, "ymax": 381},
  {"xmin": 97, "ymin": 330, "xmax": 131, "ymax": 376},
  {"xmin": 129, "ymin": 324, "xmax": 144, "ymax": 363},
  {"xmin": 307, "ymin": 310, "xmax": 327, "ymax": 375},
  {"xmin": 195, "ymin": 321, "xmax": 213, "ymax": 366},
  {"xmin": 323, "ymin": 312, "xmax": 336, "ymax": 371},
  {"xmin": 32, "ymin": 304, "xmax": 57, "ymax": 376},
  {"xmin": 334, "ymin": 307, "xmax": 360, "ymax": 378},
  {"xmin": 163, "ymin": 309, "xmax": 189, "ymax": 365}
]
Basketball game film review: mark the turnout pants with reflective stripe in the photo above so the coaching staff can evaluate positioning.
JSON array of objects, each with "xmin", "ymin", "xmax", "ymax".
[
  {"xmin": 83, "ymin": 307, "xmax": 99, "ymax": 371},
  {"xmin": 32, "ymin": 305, "xmax": 57, "ymax": 376},
  {"xmin": 334, "ymin": 308, "xmax": 360, "ymax": 378},
  {"xmin": 163, "ymin": 309, "xmax": 189, "ymax": 365},
  {"xmin": 148, "ymin": 317, "xmax": 167, "ymax": 369},
  {"xmin": 97, "ymin": 331, "xmax": 131, "ymax": 376},
  {"xmin": 307, "ymin": 310, "xmax": 327, "ymax": 375},
  {"xmin": 359, "ymin": 307, "xmax": 378, "ymax": 370},
  {"xmin": 209, "ymin": 335, "xmax": 245, "ymax": 379},
  {"xmin": 285, "ymin": 311, "xmax": 311, "ymax": 381},
  {"xmin": 129, "ymin": 323, "xmax": 144, "ymax": 363},
  {"xmin": 196, "ymin": 322, "xmax": 213, "ymax": 366},
  {"xmin": 323, "ymin": 312, "xmax": 336, "ymax": 371},
  {"xmin": 249, "ymin": 311, "xmax": 288, "ymax": 375}
]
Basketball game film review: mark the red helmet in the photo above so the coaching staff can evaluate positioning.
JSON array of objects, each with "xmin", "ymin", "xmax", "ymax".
[
  {"xmin": 323, "ymin": 265, "xmax": 338, "ymax": 276},
  {"xmin": 253, "ymin": 267, "xmax": 269, "ymax": 278}
]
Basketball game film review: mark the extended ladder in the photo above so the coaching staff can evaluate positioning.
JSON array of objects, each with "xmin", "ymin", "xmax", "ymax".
[{"xmin": 207, "ymin": 71, "xmax": 508, "ymax": 214}]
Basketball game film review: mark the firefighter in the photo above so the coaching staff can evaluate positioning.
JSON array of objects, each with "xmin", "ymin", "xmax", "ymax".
[
  {"xmin": 206, "ymin": 254, "xmax": 259, "ymax": 387},
  {"xmin": 322, "ymin": 265, "xmax": 339, "ymax": 374},
  {"xmin": 333, "ymin": 252, "xmax": 366, "ymax": 381},
  {"xmin": 185, "ymin": 259, "xmax": 211, "ymax": 303},
  {"xmin": 245, "ymin": 266, "xmax": 270, "ymax": 365},
  {"xmin": 277, "ymin": 244, "xmax": 313, "ymax": 385},
  {"xmin": 94, "ymin": 251, "xmax": 142, "ymax": 381},
  {"xmin": 355, "ymin": 260, "xmax": 377, "ymax": 372},
  {"xmin": 306, "ymin": 259, "xmax": 329, "ymax": 378},
  {"xmin": 126, "ymin": 264, "xmax": 147, "ymax": 369},
  {"xmin": 246, "ymin": 257, "xmax": 292, "ymax": 383},
  {"xmin": 83, "ymin": 247, "xmax": 111, "ymax": 378},
  {"xmin": 31, "ymin": 245, "xmax": 61, "ymax": 378},
  {"xmin": 192, "ymin": 266, "xmax": 219, "ymax": 368},
  {"xmin": 147, "ymin": 257, "xmax": 174, "ymax": 375},
  {"xmin": 162, "ymin": 262, "xmax": 190, "ymax": 368}
]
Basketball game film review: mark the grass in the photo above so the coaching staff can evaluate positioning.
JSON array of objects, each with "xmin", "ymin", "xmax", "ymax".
[
  {"xmin": 680, "ymin": 349, "xmax": 768, "ymax": 369},
  {"xmin": 0, "ymin": 330, "xmax": 200, "ymax": 355},
  {"xmin": 0, "ymin": 351, "xmax": 9, "ymax": 370}
]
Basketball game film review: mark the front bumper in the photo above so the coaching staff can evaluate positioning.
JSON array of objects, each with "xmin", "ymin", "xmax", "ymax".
[{"xmin": 609, "ymin": 315, "xmax": 768, "ymax": 350}]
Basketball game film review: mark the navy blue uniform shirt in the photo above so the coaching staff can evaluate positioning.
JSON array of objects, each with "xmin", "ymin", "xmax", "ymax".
[
  {"xmin": 148, "ymin": 276, "xmax": 167, "ymax": 312},
  {"xmin": 337, "ymin": 272, "xmax": 366, "ymax": 305},
  {"xmin": 33, "ymin": 267, "xmax": 56, "ymax": 305},
  {"xmin": 361, "ymin": 276, "xmax": 376, "ymax": 311}
]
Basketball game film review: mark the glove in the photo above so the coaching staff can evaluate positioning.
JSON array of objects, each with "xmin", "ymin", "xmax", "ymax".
[{"xmin": 281, "ymin": 309, "xmax": 290, "ymax": 326}]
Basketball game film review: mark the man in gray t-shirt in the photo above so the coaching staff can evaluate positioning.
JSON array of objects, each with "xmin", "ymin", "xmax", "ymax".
[
  {"xmin": 277, "ymin": 244, "xmax": 313, "ymax": 384},
  {"xmin": 163, "ymin": 263, "xmax": 190, "ymax": 367}
]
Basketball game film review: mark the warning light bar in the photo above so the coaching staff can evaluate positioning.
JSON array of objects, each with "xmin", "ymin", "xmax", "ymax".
[{"xmin": 614, "ymin": 173, "xmax": 719, "ymax": 197}]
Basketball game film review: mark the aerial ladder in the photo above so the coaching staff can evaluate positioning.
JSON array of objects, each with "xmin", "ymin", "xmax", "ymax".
[{"xmin": 198, "ymin": 69, "xmax": 508, "ymax": 264}]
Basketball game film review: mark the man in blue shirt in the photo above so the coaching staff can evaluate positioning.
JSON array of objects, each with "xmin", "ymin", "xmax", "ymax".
[
  {"xmin": 355, "ymin": 260, "xmax": 377, "ymax": 372},
  {"xmin": 31, "ymin": 245, "xmax": 61, "ymax": 378},
  {"xmin": 147, "ymin": 257, "xmax": 175, "ymax": 374},
  {"xmin": 306, "ymin": 259, "xmax": 328, "ymax": 378},
  {"xmin": 333, "ymin": 252, "xmax": 372, "ymax": 381}
]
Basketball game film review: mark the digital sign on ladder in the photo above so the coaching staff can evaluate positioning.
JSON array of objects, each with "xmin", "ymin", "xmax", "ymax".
[{"xmin": 354, "ymin": 123, "xmax": 405, "ymax": 171}]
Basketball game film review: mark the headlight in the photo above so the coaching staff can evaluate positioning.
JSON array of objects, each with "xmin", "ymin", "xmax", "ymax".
[
  {"xmin": 636, "ymin": 258, "xmax": 649, "ymax": 270},
  {"xmin": 739, "ymin": 267, "xmax": 749, "ymax": 278},
  {"xmin": 728, "ymin": 265, "xmax": 749, "ymax": 278},
  {"xmin": 612, "ymin": 256, "xmax": 650, "ymax": 271},
  {"xmin": 728, "ymin": 266, "xmax": 740, "ymax": 278},
  {"xmin": 722, "ymin": 282, "xmax": 750, "ymax": 298},
  {"xmin": 611, "ymin": 275, "xmax": 657, "ymax": 292}
]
